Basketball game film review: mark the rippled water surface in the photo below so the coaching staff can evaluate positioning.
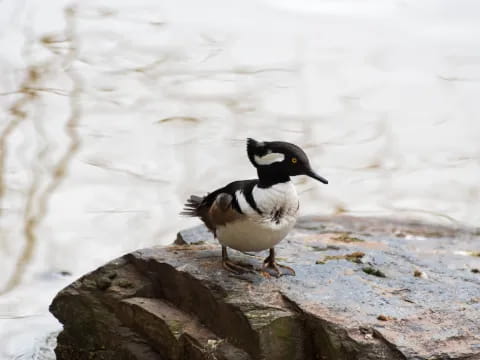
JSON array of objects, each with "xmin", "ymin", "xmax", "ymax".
[{"xmin": 1, "ymin": 0, "xmax": 479, "ymax": 358}]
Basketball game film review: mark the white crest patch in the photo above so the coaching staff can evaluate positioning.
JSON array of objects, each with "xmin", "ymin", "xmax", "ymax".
[{"xmin": 254, "ymin": 152, "xmax": 285, "ymax": 166}]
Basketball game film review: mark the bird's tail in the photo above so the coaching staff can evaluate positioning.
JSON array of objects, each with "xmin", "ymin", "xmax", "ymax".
[{"xmin": 180, "ymin": 195, "xmax": 204, "ymax": 217}]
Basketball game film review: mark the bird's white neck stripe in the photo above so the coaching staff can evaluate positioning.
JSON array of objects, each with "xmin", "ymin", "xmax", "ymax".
[{"xmin": 235, "ymin": 190, "xmax": 253, "ymax": 214}]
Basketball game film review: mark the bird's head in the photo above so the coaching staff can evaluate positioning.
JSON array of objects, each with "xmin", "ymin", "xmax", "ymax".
[{"xmin": 246, "ymin": 138, "xmax": 328, "ymax": 185}]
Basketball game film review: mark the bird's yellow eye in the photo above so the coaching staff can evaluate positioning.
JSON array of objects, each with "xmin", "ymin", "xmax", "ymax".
[{"xmin": 291, "ymin": 157, "xmax": 298, "ymax": 164}]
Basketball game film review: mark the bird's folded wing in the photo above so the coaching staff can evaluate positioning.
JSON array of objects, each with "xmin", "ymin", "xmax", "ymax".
[{"xmin": 208, "ymin": 193, "xmax": 244, "ymax": 226}]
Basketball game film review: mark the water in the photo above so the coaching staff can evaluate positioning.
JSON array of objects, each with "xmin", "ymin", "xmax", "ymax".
[{"xmin": 0, "ymin": 0, "xmax": 479, "ymax": 358}]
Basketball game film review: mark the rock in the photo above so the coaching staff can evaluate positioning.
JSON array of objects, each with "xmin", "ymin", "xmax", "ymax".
[{"xmin": 50, "ymin": 216, "xmax": 480, "ymax": 360}]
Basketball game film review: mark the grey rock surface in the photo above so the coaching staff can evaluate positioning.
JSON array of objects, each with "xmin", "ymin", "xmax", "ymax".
[{"xmin": 50, "ymin": 216, "xmax": 480, "ymax": 360}]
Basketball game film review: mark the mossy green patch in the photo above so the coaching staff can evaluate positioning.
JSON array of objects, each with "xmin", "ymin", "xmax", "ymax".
[
  {"xmin": 316, "ymin": 252, "xmax": 365, "ymax": 265},
  {"xmin": 332, "ymin": 233, "xmax": 364, "ymax": 243},
  {"xmin": 362, "ymin": 267, "xmax": 386, "ymax": 278},
  {"xmin": 165, "ymin": 319, "xmax": 184, "ymax": 338},
  {"xmin": 259, "ymin": 316, "xmax": 303, "ymax": 360}
]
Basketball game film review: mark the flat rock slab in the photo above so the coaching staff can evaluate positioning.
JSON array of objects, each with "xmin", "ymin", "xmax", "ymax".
[{"xmin": 50, "ymin": 216, "xmax": 480, "ymax": 360}]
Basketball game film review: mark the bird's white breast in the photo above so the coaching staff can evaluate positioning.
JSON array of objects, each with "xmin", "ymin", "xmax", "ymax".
[{"xmin": 216, "ymin": 182, "xmax": 299, "ymax": 252}]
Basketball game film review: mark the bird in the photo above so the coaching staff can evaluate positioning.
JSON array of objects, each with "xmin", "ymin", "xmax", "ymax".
[{"xmin": 181, "ymin": 138, "xmax": 328, "ymax": 277}]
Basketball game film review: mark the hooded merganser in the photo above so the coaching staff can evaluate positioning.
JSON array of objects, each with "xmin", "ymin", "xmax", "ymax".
[{"xmin": 181, "ymin": 138, "xmax": 328, "ymax": 277}]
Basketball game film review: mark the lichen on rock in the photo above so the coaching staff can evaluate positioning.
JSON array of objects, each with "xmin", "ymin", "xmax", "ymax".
[{"xmin": 50, "ymin": 216, "xmax": 480, "ymax": 359}]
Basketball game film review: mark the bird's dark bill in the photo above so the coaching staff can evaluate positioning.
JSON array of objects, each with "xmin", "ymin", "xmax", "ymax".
[{"xmin": 306, "ymin": 169, "xmax": 328, "ymax": 184}]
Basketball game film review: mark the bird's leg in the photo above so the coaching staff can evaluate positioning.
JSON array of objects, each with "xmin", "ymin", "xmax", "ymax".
[
  {"xmin": 221, "ymin": 246, "xmax": 254, "ymax": 274},
  {"xmin": 262, "ymin": 248, "xmax": 296, "ymax": 277}
]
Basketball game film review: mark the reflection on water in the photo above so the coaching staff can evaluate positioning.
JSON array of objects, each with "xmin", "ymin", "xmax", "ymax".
[{"xmin": 1, "ymin": 0, "xmax": 479, "ymax": 357}]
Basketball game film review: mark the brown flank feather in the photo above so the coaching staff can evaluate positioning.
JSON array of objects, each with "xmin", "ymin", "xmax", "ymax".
[{"xmin": 181, "ymin": 193, "xmax": 244, "ymax": 235}]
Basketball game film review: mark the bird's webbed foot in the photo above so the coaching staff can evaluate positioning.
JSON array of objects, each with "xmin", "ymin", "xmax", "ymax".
[
  {"xmin": 221, "ymin": 246, "xmax": 254, "ymax": 275},
  {"xmin": 261, "ymin": 248, "xmax": 296, "ymax": 278}
]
